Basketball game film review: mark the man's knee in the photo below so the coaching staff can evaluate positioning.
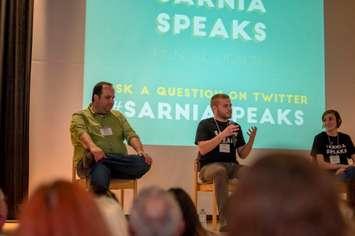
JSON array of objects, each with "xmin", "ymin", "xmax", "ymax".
[
  {"xmin": 200, "ymin": 164, "xmax": 228, "ymax": 182},
  {"xmin": 213, "ymin": 166, "xmax": 228, "ymax": 179},
  {"xmin": 122, "ymin": 155, "xmax": 151, "ymax": 178},
  {"xmin": 134, "ymin": 157, "xmax": 151, "ymax": 178}
]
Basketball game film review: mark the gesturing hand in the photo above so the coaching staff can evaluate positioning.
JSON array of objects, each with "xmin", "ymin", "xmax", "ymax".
[{"xmin": 247, "ymin": 126, "xmax": 257, "ymax": 140}]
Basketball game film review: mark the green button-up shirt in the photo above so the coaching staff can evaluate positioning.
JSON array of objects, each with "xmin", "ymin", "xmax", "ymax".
[{"xmin": 70, "ymin": 106, "xmax": 139, "ymax": 165}]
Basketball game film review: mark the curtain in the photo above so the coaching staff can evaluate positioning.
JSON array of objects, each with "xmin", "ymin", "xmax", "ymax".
[{"xmin": 0, "ymin": 0, "xmax": 33, "ymax": 219}]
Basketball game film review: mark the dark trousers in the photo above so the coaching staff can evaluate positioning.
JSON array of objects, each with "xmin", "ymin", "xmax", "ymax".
[
  {"xmin": 339, "ymin": 166, "xmax": 355, "ymax": 182},
  {"xmin": 86, "ymin": 153, "xmax": 150, "ymax": 194},
  {"xmin": 338, "ymin": 166, "xmax": 355, "ymax": 209}
]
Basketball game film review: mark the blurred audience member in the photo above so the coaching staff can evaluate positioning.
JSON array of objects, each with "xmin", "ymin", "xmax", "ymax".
[
  {"xmin": 168, "ymin": 188, "xmax": 217, "ymax": 236},
  {"xmin": 228, "ymin": 153, "xmax": 349, "ymax": 236},
  {"xmin": 15, "ymin": 180, "xmax": 111, "ymax": 236},
  {"xmin": 129, "ymin": 186, "xmax": 184, "ymax": 236},
  {"xmin": 96, "ymin": 196, "xmax": 129, "ymax": 236},
  {"xmin": 0, "ymin": 189, "xmax": 7, "ymax": 231}
]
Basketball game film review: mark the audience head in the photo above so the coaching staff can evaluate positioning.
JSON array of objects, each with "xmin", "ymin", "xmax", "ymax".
[
  {"xmin": 0, "ymin": 189, "xmax": 7, "ymax": 230},
  {"xmin": 129, "ymin": 186, "xmax": 184, "ymax": 236},
  {"xmin": 228, "ymin": 153, "xmax": 347, "ymax": 236},
  {"xmin": 95, "ymin": 196, "xmax": 129, "ymax": 236},
  {"xmin": 168, "ymin": 188, "xmax": 206, "ymax": 236},
  {"xmin": 15, "ymin": 180, "xmax": 111, "ymax": 236}
]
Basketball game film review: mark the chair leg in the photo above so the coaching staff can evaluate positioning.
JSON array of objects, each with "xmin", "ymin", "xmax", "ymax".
[
  {"xmin": 212, "ymin": 185, "xmax": 217, "ymax": 231},
  {"xmin": 193, "ymin": 187, "xmax": 198, "ymax": 206},
  {"xmin": 121, "ymin": 189, "xmax": 125, "ymax": 209},
  {"xmin": 133, "ymin": 180, "xmax": 138, "ymax": 199}
]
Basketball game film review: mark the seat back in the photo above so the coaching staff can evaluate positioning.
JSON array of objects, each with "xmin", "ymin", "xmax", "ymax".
[
  {"xmin": 72, "ymin": 160, "xmax": 87, "ymax": 188},
  {"xmin": 193, "ymin": 152, "xmax": 217, "ymax": 230},
  {"xmin": 72, "ymin": 158, "xmax": 138, "ymax": 209},
  {"xmin": 195, "ymin": 152, "xmax": 202, "ymax": 170}
]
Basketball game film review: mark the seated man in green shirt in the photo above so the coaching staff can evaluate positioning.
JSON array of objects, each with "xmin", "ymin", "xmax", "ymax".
[{"xmin": 70, "ymin": 81, "xmax": 152, "ymax": 195}]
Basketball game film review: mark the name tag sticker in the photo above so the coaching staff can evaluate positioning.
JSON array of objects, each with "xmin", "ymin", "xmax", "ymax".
[
  {"xmin": 329, "ymin": 155, "xmax": 340, "ymax": 164},
  {"xmin": 100, "ymin": 127, "xmax": 113, "ymax": 136},
  {"xmin": 219, "ymin": 144, "xmax": 230, "ymax": 153}
]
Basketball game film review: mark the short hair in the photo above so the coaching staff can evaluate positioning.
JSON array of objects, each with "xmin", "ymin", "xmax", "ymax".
[
  {"xmin": 210, "ymin": 93, "xmax": 230, "ymax": 109},
  {"xmin": 129, "ymin": 186, "xmax": 183, "ymax": 236},
  {"xmin": 91, "ymin": 81, "xmax": 113, "ymax": 102},
  {"xmin": 228, "ymin": 153, "xmax": 347, "ymax": 236},
  {"xmin": 322, "ymin": 109, "xmax": 342, "ymax": 128},
  {"xmin": 15, "ymin": 180, "xmax": 111, "ymax": 236}
]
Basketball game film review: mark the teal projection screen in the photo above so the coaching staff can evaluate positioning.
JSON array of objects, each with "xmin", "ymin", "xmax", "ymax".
[{"xmin": 84, "ymin": 0, "xmax": 325, "ymax": 149}]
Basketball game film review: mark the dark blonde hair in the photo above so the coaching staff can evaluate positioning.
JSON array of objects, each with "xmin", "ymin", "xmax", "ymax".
[
  {"xmin": 210, "ymin": 93, "xmax": 230, "ymax": 109},
  {"xmin": 228, "ymin": 153, "xmax": 347, "ymax": 236}
]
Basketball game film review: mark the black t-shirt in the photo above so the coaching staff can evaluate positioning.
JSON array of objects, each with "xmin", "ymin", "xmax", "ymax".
[
  {"xmin": 311, "ymin": 131, "xmax": 355, "ymax": 165},
  {"xmin": 195, "ymin": 117, "xmax": 246, "ymax": 167}
]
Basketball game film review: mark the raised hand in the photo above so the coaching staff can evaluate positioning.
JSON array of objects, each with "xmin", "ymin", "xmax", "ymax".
[{"xmin": 247, "ymin": 126, "xmax": 257, "ymax": 140}]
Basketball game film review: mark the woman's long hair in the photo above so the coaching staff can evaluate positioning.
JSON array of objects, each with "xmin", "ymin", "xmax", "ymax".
[{"xmin": 169, "ymin": 188, "xmax": 208, "ymax": 236}]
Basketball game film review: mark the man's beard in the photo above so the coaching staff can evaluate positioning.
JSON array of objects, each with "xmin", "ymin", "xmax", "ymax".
[{"xmin": 218, "ymin": 111, "xmax": 231, "ymax": 120}]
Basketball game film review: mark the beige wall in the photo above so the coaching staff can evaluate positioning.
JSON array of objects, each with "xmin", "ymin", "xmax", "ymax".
[
  {"xmin": 30, "ymin": 0, "xmax": 355, "ymax": 212},
  {"xmin": 324, "ymin": 0, "xmax": 355, "ymax": 136},
  {"xmin": 30, "ymin": 0, "xmax": 85, "ymax": 190}
]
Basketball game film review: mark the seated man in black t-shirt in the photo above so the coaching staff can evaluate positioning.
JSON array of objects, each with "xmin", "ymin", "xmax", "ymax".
[{"xmin": 195, "ymin": 93, "xmax": 257, "ymax": 231}]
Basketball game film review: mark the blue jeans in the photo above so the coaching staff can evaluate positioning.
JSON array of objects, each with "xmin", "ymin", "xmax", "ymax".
[
  {"xmin": 87, "ymin": 153, "xmax": 150, "ymax": 194},
  {"xmin": 338, "ymin": 166, "xmax": 355, "ymax": 182}
]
